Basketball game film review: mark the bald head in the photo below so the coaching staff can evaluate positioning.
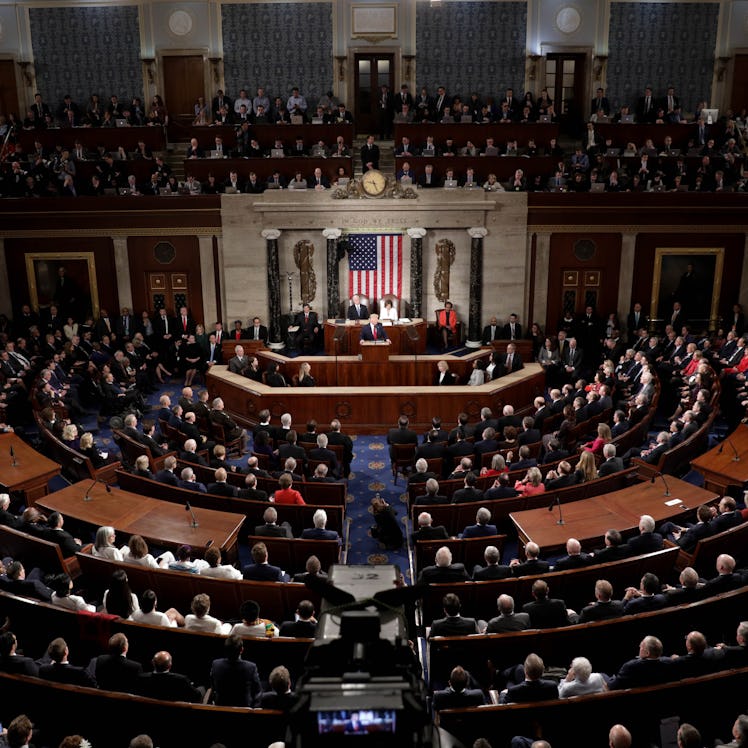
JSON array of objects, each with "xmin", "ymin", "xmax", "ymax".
[{"xmin": 609, "ymin": 725, "xmax": 632, "ymax": 748}]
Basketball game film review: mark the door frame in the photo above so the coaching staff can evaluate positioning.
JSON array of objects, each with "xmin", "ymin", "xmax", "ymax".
[
  {"xmin": 537, "ymin": 45, "xmax": 594, "ymax": 114},
  {"xmin": 347, "ymin": 45, "xmax": 400, "ymax": 133},
  {"xmin": 158, "ymin": 49, "xmax": 211, "ymax": 118},
  {"xmin": 0, "ymin": 56, "xmax": 25, "ymax": 116}
]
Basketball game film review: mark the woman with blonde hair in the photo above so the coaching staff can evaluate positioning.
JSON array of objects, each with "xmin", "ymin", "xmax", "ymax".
[
  {"xmin": 575, "ymin": 450, "xmax": 598, "ymax": 482},
  {"xmin": 122, "ymin": 534, "xmax": 174, "ymax": 568},
  {"xmin": 582, "ymin": 423, "xmax": 612, "ymax": 456},
  {"xmin": 481, "ymin": 453, "xmax": 507, "ymax": 477},
  {"xmin": 298, "ymin": 361, "xmax": 316, "ymax": 387},
  {"xmin": 515, "ymin": 466, "xmax": 545, "ymax": 496}
]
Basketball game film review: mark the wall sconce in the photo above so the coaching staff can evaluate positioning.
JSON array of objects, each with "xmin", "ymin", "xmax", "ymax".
[
  {"xmin": 527, "ymin": 54, "xmax": 541, "ymax": 81},
  {"xmin": 593, "ymin": 55, "xmax": 608, "ymax": 79},
  {"xmin": 334, "ymin": 56, "xmax": 346, "ymax": 83},
  {"xmin": 716, "ymin": 56, "xmax": 730, "ymax": 82},
  {"xmin": 17, "ymin": 61, "xmax": 34, "ymax": 87},
  {"xmin": 141, "ymin": 58, "xmax": 156, "ymax": 86}
]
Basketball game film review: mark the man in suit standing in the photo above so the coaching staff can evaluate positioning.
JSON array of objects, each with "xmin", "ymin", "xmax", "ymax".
[
  {"xmin": 590, "ymin": 87, "xmax": 610, "ymax": 117},
  {"xmin": 246, "ymin": 317, "xmax": 268, "ymax": 344},
  {"xmin": 378, "ymin": 85, "xmax": 392, "ymax": 139},
  {"xmin": 361, "ymin": 134, "xmax": 380, "ymax": 171},
  {"xmin": 636, "ymin": 86, "xmax": 656, "ymax": 123},
  {"xmin": 360, "ymin": 313, "xmax": 388, "ymax": 342},
  {"xmin": 563, "ymin": 337, "xmax": 584, "ymax": 381},
  {"xmin": 347, "ymin": 294, "xmax": 369, "ymax": 321},
  {"xmin": 210, "ymin": 635, "xmax": 262, "ymax": 707}
]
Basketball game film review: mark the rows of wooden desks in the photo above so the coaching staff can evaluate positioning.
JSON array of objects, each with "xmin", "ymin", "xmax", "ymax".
[
  {"xmin": 510, "ymin": 476, "xmax": 719, "ymax": 555},
  {"xmin": 207, "ymin": 359, "xmax": 545, "ymax": 433},
  {"xmin": 184, "ymin": 156, "xmax": 353, "ymax": 183},
  {"xmin": 18, "ymin": 126, "xmax": 166, "ymax": 152},
  {"xmin": 34, "ymin": 482, "xmax": 244, "ymax": 564},
  {"xmin": 691, "ymin": 423, "xmax": 748, "ymax": 494}
]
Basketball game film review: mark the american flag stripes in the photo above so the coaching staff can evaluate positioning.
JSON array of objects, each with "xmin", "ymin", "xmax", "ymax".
[{"xmin": 347, "ymin": 234, "xmax": 403, "ymax": 302}]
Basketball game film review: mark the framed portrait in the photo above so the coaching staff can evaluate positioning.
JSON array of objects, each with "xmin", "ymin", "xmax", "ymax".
[
  {"xmin": 651, "ymin": 248, "xmax": 724, "ymax": 330},
  {"xmin": 24, "ymin": 252, "xmax": 98, "ymax": 320}
]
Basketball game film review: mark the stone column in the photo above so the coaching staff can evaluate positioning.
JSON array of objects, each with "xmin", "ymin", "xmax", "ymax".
[
  {"xmin": 466, "ymin": 228, "xmax": 488, "ymax": 348},
  {"xmin": 323, "ymin": 228, "xmax": 342, "ymax": 319},
  {"xmin": 407, "ymin": 228, "xmax": 426, "ymax": 318},
  {"xmin": 111, "ymin": 237, "xmax": 133, "ymax": 310},
  {"xmin": 262, "ymin": 229, "xmax": 283, "ymax": 349},
  {"xmin": 618, "ymin": 233, "xmax": 637, "ymax": 323},
  {"xmin": 0, "ymin": 239, "xmax": 11, "ymax": 317},
  {"xmin": 198, "ymin": 235, "xmax": 218, "ymax": 327}
]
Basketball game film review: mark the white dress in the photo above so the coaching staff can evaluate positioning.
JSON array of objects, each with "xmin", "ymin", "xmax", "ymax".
[{"xmin": 380, "ymin": 305, "xmax": 398, "ymax": 322}]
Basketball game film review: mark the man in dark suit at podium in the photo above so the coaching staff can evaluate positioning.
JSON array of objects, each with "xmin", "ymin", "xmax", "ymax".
[
  {"xmin": 360, "ymin": 313, "xmax": 388, "ymax": 342},
  {"xmin": 347, "ymin": 294, "xmax": 369, "ymax": 321},
  {"xmin": 294, "ymin": 304, "xmax": 319, "ymax": 350}
]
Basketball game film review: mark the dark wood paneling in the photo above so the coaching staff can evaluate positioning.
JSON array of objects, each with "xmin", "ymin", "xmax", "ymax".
[
  {"xmin": 393, "ymin": 122, "xmax": 559, "ymax": 148},
  {"xmin": 0, "ymin": 60, "xmax": 20, "ymax": 118},
  {"xmin": 184, "ymin": 156, "xmax": 352, "ymax": 183},
  {"xmin": 631, "ymin": 233, "xmax": 744, "ymax": 328},
  {"xmin": 162, "ymin": 55, "xmax": 205, "ymax": 120},
  {"xmin": 181, "ymin": 123, "xmax": 353, "ymax": 149},
  {"xmin": 547, "ymin": 233, "xmax": 622, "ymax": 334},
  {"xmin": 18, "ymin": 126, "xmax": 165, "ymax": 152},
  {"xmin": 4, "ymin": 236, "xmax": 118, "ymax": 318},
  {"xmin": 394, "ymin": 155, "xmax": 553, "ymax": 181},
  {"xmin": 127, "ymin": 235, "xmax": 204, "ymax": 321}
]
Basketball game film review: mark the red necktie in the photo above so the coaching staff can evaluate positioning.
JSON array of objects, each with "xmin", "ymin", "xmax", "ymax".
[
  {"xmin": 182, "ymin": 317, "xmax": 187, "ymax": 331},
  {"xmin": 373, "ymin": 325, "xmax": 378, "ymax": 340}
]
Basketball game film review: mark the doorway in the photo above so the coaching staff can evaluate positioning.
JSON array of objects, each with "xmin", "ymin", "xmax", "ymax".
[
  {"xmin": 161, "ymin": 55, "xmax": 205, "ymax": 126},
  {"xmin": 545, "ymin": 52, "xmax": 586, "ymax": 136},
  {"xmin": 354, "ymin": 53, "xmax": 395, "ymax": 136}
]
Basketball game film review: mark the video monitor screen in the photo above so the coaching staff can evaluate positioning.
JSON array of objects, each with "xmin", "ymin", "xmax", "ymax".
[{"xmin": 317, "ymin": 710, "xmax": 397, "ymax": 735}]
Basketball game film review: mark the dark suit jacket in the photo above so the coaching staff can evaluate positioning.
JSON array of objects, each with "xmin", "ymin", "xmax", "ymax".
[
  {"xmin": 412, "ymin": 525, "xmax": 449, "ymax": 541},
  {"xmin": 347, "ymin": 303, "xmax": 369, "ymax": 320},
  {"xmin": 503, "ymin": 679, "xmax": 559, "ymax": 703},
  {"xmin": 597, "ymin": 457, "xmax": 625, "ymax": 476},
  {"xmin": 430, "ymin": 615, "xmax": 480, "ymax": 637},
  {"xmin": 482, "ymin": 324, "xmax": 501, "ymax": 344},
  {"xmin": 155, "ymin": 469, "xmax": 179, "ymax": 486},
  {"xmin": 417, "ymin": 563, "xmax": 469, "ymax": 584},
  {"xmin": 246, "ymin": 325, "xmax": 268, "ymax": 343},
  {"xmin": 279, "ymin": 619, "xmax": 317, "ymax": 638},
  {"xmin": 473, "ymin": 564, "xmax": 513, "ymax": 581},
  {"xmin": 210, "ymin": 657, "xmax": 262, "ymax": 707},
  {"xmin": 242, "ymin": 562, "xmax": 286, "ymax": 582},
  {"xmin": 45, "ymin": 527, "xmax": 82, "ymax": 557},
  {"xmin": 39, "ymin": 662, "xmax": 97, "ymax": 687},
  {"xmin": 452, "ymin": 487, "xmax": 485, "ymax": 504},
  {"xmin": 461, "ymin": 523, "xmax": 498, "ymax": 539},
  {"xmin": 609, "ymin": 657, "xmax": 673, "ymax": 689},
  {"xmin": 300, "ymin": 527, "xmax": 339, "ymax": 541},
  {"xmin": 0, "ymin": 654, "xmax": 39, "ymax": 676},
  {"xmin": 522, "ymin": 598, "xmax": 570, "ymax": 628},
  {"xmin": 512, "ymin": 558, "xmax": 550, "ymax": 577},
  {"xmin": 432, "ymin": 688, "xmax": 485, "ymax": 712},
  {"xmin": 138, "ymin": 671, "xmax": 201, "ymax": 702},
  {"xmin": 579, "ymin": 600, "xmax": 625, "ymax": 623},
  {"xmin": 553, "ymin": 553, "xmax": 593, "ymax": 571},
  {"xmin": 260, "ymin": 691, "xmax": 301, "ymax": 711},
  {"xmin": 207, "ymin": 482, "xmax": 238, "ymax": 497},
  {"xmin": 360, "ymin": 322, "xmax": 388, "ymax": 341},
  {"xmin": 623, "ymin": 594, "xmax": 667, "ymax": 614},
  {"xmin": 434, "ymin": 371, "xmax": 458, "ymax": 385},
  {"xmin": 485, "ymin": 612, "xmax": 530, "ymax": 633},
  {"xmin": 254, "ymin": 523, "xmax": 293, "ymax": 538},
  {"xmin": 626, "ymin": 532, "xmax": 663, "ymax": 555},
  {"xmin": 92, "ymin": 653, "xmax": 143, "ymax": 692}
]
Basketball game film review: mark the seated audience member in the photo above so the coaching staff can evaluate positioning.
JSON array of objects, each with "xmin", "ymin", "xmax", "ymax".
[
  {"xmin": 558, "ymin": 656, "xmax": 607, "ymax": 697},
  {"xmin": 0, "ymin": 631, "xmax": 39, "ymax": 676},
  {"xmin": 553, "ymin": 538, "xmax": 592, "ymax": 571},
  {"xmin": 207, "ymin": 466, "xmax": 239, "ymax": 497},
  {"xmin": 510, "ymin": 542, "xmax": 550, "ymax": 576},
  {"xmin": 0, "ymin": 561, "xmax": 53, "ymax": 602},
  {"xmin": 702, "ymin": 553, "xmax": 745, "ymax": 595},
  {"xmin": 409, "ymin": 512, "xmax": 447, "ymax": 543},
  {"xmin": 579, "ymin": 579, "xmax": 625, "ymax": 622},
  {"xmin": 461, "ymin": 507, "xmax": 498, "ymax": 538},
  {"xmin": 417, "ymin": 478, "xmax": 449, "ymax": 505},
  {"xmin": 122, "ymin": 534, "xmax": 174, "ymax": 568},
  {"xmin": 254, "ymin": 505, "xmax": 293, "ymax": 538},
  {"xmin": 292, "ymin": 554, "xmax": 328, "ymax": 583},
  {"xmin": 716, "ymin": 621, "xmax": 748, "ymax": 667},
  {"xmin": 485, "ymin": 472, "xmax": 520, "ymax": 499},
  {"xmin": 50, "ymin": 573, "xmax": 95, "ymax": 612},
  {"xmin": 138, "ymin": 650, "xmax": 202, "ymax": 703},
  {"xmin": 409, "ymin": 457, "xmax": 438, "ymax": 484},
  {"xmin": 89, "ymin": 633, "xmax": 142, "ymax": 693},
  {"xmin": 597, "ymin": 443, "xmax": 625, "ymax": 476},
  {"xmin": 209, "ymin": 634, "xmax": 262, "ymax": 707},
  {"xmin": 669, "ymin": 630, "xmax": 724, "ymax": 679},
  {"xmin": 485, "ymin": 594, "xmax": 530, "ymax": 633},
  {"xmin": 130, "ymin": 589, "xmax": 182, "ymax": 627},
  {"xmin": 500, "ymin": 653, "xmax": 558, "ymax": 703},
  {"xmin": 301, "ymin": 508, "xmax": 339, "ymax": 540},
  {"xmin": 522, "ymin": 579, "xmax": 576, "ymax": 627},
  {"xmin": 608, "ymin": 636, "xmax": 673, "ymax": 689},
  {"xmin": 663, "ymin": 566, "xmax": 705, "ymax": 605},
  {"xmin": 418, "ymin": 545, "xmax": 469, "ymax": 584},
  {"xmin": 39, "ymin": 637, "xmax": 97, "ymax": 687},
  {"xmin": 627, "ymin": 514, "xmax": 664, "ymax": 555},
  {"xmin": 514, "ymin": 466, "xmax": 545, "ymax": 496},
  {"xmin": 430, "ymin": 592, "xmax": 482, "ymax": 637},
  {"xmin": 273, "ymin": 472, "xmax": 306, "ymax": 505},
  {"xmin": 452, "ymin": 472, "xmax": 484, "ymax": 503},
  {"xmin": 472, "ymin": 545, "xmax": 511, "ymax": 581},
  {"xmin": 591, "ymin": 528, "xmax": 629, "ymax": 563},
  {"xmin": 92, "ymin": 525, "xmax": 124, "ymax": 561},
  {"xmin": 623, "ymin": 572, "xmax": 667, "ymax": 614},
  {"xmin": 279, "ymin": 599, "xmax": 318, "ymax": 638},
  {"xmin": 242, "ymin": 541, "xmax": 289, "ymax": 582},
  {"xmin": 659, "ymin": 503, "xmax": 715, "ymax": 552},
  {"xmin": 167, "ymin": 544, "xmax": 209, "ymax": 574},
  {"xmin": 200, "ymin": 546, "xmax": 242, "ymax": 579},
  {"xmin": 432, "ymin": 665, "xmax": 486, "ymax": 711},
  {"xmin": 230, "ymin": 599, "xmax": 279, "ymax": 638},
  {"xmin": 260, "ymin": 665, "xmax": 300, "ymax": 711}
]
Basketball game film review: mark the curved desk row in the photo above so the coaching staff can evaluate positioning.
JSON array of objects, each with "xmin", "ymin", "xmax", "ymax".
[{"xmin": 206, "ymin": 362, "xmax": 545, "ymax": 433}]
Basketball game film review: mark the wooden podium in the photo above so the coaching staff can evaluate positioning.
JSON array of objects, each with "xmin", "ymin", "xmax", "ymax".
[{"xmin": 359, "ymin": 340, "xmax": 392, "ymax": 364}]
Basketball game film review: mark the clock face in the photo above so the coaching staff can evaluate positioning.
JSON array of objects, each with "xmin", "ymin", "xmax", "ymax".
[{"xmin": 361, "ymin": 169, "xmax": 386, "ymax": 197}]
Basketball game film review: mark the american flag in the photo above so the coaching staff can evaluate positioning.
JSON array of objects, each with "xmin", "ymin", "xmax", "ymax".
[{"xmin": 347, "ymin": 233, "xmax": 402, "ymax": 301}]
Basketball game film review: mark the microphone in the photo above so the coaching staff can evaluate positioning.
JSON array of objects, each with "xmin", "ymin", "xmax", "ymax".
[
  {"xmin": 185, "ymin": 501, "xmax": 199, "ymax": 528},
  {"xmin": 650, "ymin": 472, "xmax": 671, "ymax": 497},
  {"xmin": 719, "ymin": 438, "xmax": 740, "ymax": 462},
  {"xmin": 10, "ymin": 445, "xmax": 16, "ymax": 467},
  {"xmin": 547, "ymin": 495, "xmax": 564, "ymax": 525},
  {"xmin": 83, "ymin": 477, "xmax": 112, "ymax": 502}
]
